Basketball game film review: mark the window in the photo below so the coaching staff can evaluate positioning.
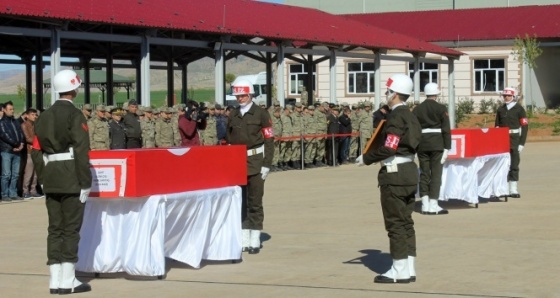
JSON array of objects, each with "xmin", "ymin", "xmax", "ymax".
[
  {"xmin": 347, "ymin": 62, "xmax": 375, "ymax": 94},
  {"xmin": 289, "ymin": 64, "xmax": 316, "ymax": 95},
  {"xmin": 473, "ymin": 59, "xmax": 505, "ymax": 93},
  {"xmin": 408, "ymin": 62, "xmax": 438, "ymax": 92}
]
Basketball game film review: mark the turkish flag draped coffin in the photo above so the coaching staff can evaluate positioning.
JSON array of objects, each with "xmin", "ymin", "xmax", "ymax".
[
  {"xmin": 448, "ymin": 128, "xmax": 510, "ymax": 159},
  {"xmin": 89, "ymin": 146, "xmax": 247, "ymax": 198}
]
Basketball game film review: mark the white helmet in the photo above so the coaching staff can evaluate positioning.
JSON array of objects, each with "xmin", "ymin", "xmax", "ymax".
[
  {"xmin": 386, "ymin": 74, "xmax": 413, "ymax": 95},
  {"xmin": 231, "ymin": 80, "xmax": 254, "ymax": 95},
  {"xmin": 53, "ymin": 69, "xmax": 82, "ymax": 93},
  {"xmin": 424, "ymin": 82, "xmax": 440, "ymax": 96},
  {"xmin": 501, "ymin": 87, "xmax": 517, "ymax": 98}
]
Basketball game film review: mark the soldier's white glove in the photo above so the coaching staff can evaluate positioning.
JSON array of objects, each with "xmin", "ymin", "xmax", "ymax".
[
  {"xmin": 518, "ymin": 145, "xmax": 524, "ymax": 153},
  {"xmin": 441, "ymin": 149, "xmax": 449, "ymax": 164},
  {"xmin": 260, "ymin": 167, "xmax": 270, "ymax": 180},
  {"xmin": 79, "ymin": 188, "xmax": 91, "ymax": 203},
  {"xmin": 355, "ymin": 155, "xmax": 365, "ymax": 166}
]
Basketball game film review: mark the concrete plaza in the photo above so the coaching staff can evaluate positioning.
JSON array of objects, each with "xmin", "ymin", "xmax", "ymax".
[{"xmin": 1, "ymin": 141, "xmax": 559, "ymax": 297}]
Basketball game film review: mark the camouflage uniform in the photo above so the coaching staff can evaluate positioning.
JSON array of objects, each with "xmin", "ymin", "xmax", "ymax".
[
  {"xmin": 290, "ymin": 103, "xmax": 304, "ymax": 168},
  {"xmin": 314, "ymin": 103, "xmax": 328, "ymax": 165},
  {"xmin": 87, "ymin": 105, "xmax": 110, "ymax": 150},
  {"xmin": 349, "ymin": 107, "xmax": 360, "ymax": 159},
  {"xmin": 141, "ymin": 110, "xmax": 156, "ymax": 148},
  {"xmin": 155, "ymin": 108, "xmax": 177, "ymax": 147},
  {"xmin": 271, "ymin": 107, "xmax": 283, "ymax": 170},
  {"xmin": 280, "ymin": 106, "xmax": 293, "ymax": 169},
  {"xmin": 303, "ymin": 105, "xmax": 318, "ymax": 167},
  {"xmin": 359, "ymin": 102, "xmax": 374, "ymax": 152},
  {"xmin": 202, "ymin": 113, "xmax": 218, "ymax": 146}
]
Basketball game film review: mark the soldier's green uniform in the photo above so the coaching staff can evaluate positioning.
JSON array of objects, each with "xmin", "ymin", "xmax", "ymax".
[
  {"xmin": 88, "ymin": 105, "xmax": 110, "ymax": 150},
  {"xmin": 303, "ymin": 106, "xmax": 318, "ymax": 167},
  {"xmin": 34, "ymin": 100, "xmax": 92, "ymax": 266},
  {"xmin": 314, "ymin": 104, "xmax": 328, "ymax": 165},
  {"xmin": 227, "ymin": 102, "xmax": 274, "ymax": 231},
  {"xmin": 363, "ymin": 103, "xmax": 421, "ymax": 266},
  {"xmin": 413, "ymin": 98, "xmax": 451, "ymax": 204},
  {"xmin": 155, "ymin": 109, "xmax": 177, "ymax": 147},
  {"xmin": 280, "ymin": 106, "xmax": 293, "ymax": 168},
  {"xmin": 359, "ymin": 103, "xmax": 374, "ymax": 153},
  {"xmin": 271, "ymin": 107, "xmax": 283, "ymax": 170},
  {"xmin": 349, "ymin": 108, "xmax": 360, "ymax": 159},
  {"xmin": 290, "ymin": 103, "xmax": 304, "ymax": 168}
]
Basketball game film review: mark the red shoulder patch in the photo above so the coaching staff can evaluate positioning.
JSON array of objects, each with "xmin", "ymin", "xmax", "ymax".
[{"xmin": 82, "ymin": 123, "xmax": 89, "ymax": 132}]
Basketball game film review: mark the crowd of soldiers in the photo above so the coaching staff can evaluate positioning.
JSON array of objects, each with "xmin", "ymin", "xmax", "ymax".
[
  {"xmin": 84, "ymin": 100, "xmax": 229, "ymax": 150},
  {"xmin": 266, "ymin": 99, "xmax": 383, "ymax": 171}
]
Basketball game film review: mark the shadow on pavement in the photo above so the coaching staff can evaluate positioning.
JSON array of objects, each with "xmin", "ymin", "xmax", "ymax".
[{"xmin": 343, "ymin": 249, "xmax": 392, "ymax": 274}]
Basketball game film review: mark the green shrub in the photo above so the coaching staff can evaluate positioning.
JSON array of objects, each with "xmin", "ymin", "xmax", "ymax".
[
  {"xmin": 478, "ymin": 99, "xmax": 492, "ymax": 114},
  {"xmin": 457, "ymin": 97, "xmax": 475, "ymax": 115}
]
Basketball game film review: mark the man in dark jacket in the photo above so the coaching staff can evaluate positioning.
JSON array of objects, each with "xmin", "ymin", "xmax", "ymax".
[
  {"xmin": 356, "ymin": 74, "xmax": 421, "ymax": 284},
  {"xmin": 338, "ymin": 107, "xmax": 352, "ymax": 164},
  {"xmin": 122, "ymin": 99, "xmax": 142, "ymax": 148},
  {"xmin": 109, "ymin": 108, "xmax": 127, "ymax": 149},
  {"xmin": 34, "ymin": 69, "xmax": 92, "ymax": 294},
  {"xmin": 0, "ymin": 101, "xmax": 25, "ymax": 201},
  {"xmin": 326, "ymin": 106, "xmax": 340, "ymax": 166},
  {"xmin": 373, "ymin": 104, "xmax": 390, "ymax": 128}
]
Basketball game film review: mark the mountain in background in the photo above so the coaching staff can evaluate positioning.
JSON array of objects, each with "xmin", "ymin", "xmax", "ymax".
[{"xmin": 0, "ymin": 56, "xmax": 266, "ymax": 94}]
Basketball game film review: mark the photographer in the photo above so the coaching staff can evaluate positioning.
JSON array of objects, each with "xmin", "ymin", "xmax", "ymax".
[{"xmin": 179, "ymin": 100, "xmax": 201, "ymax": 146}]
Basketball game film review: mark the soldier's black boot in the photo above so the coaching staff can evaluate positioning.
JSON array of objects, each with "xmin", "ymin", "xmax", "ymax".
[
  {"xmin": 248, "ymin": 230, "xmax": 261, "ymax": 254},
  {"xmin": 59, "ymin": 263, "xmax": 92, "ymax": 295}
]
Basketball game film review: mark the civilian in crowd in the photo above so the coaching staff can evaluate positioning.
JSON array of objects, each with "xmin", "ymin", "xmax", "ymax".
[
  {"xmin": 122, "ymin": 99, "xmax": 142, "ymax": 148},
  {"xmin": 21, "ymin": 108, "xmax": 43, "ymax": 199},
  {"xmin": 178, "ymin": 100, "xmax": 201, "ymax": 146},
  {"xmin": 326, "ymin": 106, "xmax": 340, "ymax": 166},
  {"xmin": 215, "ymin": 104, "xmax": 227, "ymax": 144},
  {"xmin": 338, "ymin": 107, "xmax": 352, "ymax": 164},
  {"xmin": 0, "ymin": 101, "xmax": 25, "ymax": 202}
]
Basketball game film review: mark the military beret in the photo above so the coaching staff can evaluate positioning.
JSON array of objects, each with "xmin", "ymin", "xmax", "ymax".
[
  {"xmin": 128, "ymin": 99, "xmax": 138, "ymax": 106},
  {"xmin": 341, "ymin": 102, "xmax": 349, "ymax": 106},
  {"xmin": 96, "ymin": 105, "xmax": 106, "ymax": 112},
  {"xmin": 307, "ymin": 105, "xmax": 315, "ymax": 110},
  {"xmin": 164, "ymin": 107, "xmax": 173, "ymax": 114},
  {"xmin": 273, "ymin": 100, "xmax": 281, "ymax": 106},
  {"xmin": 363, "ymin": 101, "xmax": 372, "ymax": 107},
  {"xmin": 105, "ymin": 105, "xmax": 114, "ymax": 112},
  {"xmin": 82, "ymin": 104, "xmax": 92, "ymax": 110},
  {"xmin": 122, "ymin": 102, "xmax": 129, "ymax": 110},
  {"xmin": 321, "ymin": 102, "xmax": 329, "ymax": 107},
  {"xmin": 285, "ymin": 104, "xmax": 293, "ymax": 111},
  {"xmin": 215, "ymin": 104, "xmax": 223, "ymax": 110},
  {"xmin": 313, "ymin": 102, "xmax": 321, "ymax": 107},
  {"xmin": 143, "ymin": 106, "xmax": 153, "ymax": 113},
  {"xmin": 295, "ymin": 102, "xmax": 303, "ymax": 108},
  {"xmin": 136, "ymin": 110, "xmax": 144, "ymax": 116}
]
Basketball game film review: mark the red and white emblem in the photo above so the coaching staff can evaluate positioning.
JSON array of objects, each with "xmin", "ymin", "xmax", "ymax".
[
  {"xmin": 386, "ymin": 78, "xmax": 393, "ymax": 88},
  {"xmin": 262, "ymin": 127, "xmax": 274, "ymax": 138},
  {"xmin": 232, "ymin": 86, "xmax": 250, "ymax": 94},
  {"xmin": 520, "ymin": 117, "xmax": 529, "ymax": 126},
  {"xmin": 384, "ymin": 134, "xmax": 400, "ymax": 150}
]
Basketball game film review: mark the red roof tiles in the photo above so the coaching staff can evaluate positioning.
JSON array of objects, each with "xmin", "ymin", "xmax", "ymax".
[
  {"xmin": 346, "ymin": 5, "xmax": 560, "ymax": 42},
  {"xmin": 0, "ymin": 0, "xmax": 461, "ymax": 57}
]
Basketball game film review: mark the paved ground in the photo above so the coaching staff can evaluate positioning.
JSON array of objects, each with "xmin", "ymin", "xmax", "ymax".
[{"xmin": 1, "ymin": 141, "xmax": 559, "ymax": 298}]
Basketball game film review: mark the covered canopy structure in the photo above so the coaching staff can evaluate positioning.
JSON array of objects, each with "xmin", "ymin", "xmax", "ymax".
[{"xmin": 0, "ymin": 0, "xmax": 461, "ymax": 122}]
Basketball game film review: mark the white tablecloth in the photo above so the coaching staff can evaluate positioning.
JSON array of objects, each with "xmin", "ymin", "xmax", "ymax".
[
  {"xmin": 76, "ymin": 186, "xmax": 242, "ymax": 276},
  {"xmin": 439, "ymin": 153, "xmax": 510, "ymax": 204}
]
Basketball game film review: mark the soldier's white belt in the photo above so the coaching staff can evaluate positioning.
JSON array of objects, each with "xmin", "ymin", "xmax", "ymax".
[
  {"xmin": 43, "ymin": 148, "xmax": 74, "ymax": 165},
  {"xmin": 509, "ymin": 128, "xmax": 520, "ymax": 134},
  {"xmin": 422, "ymin": 128, "xmax": 441, "ymax": 133},
  {"xmin": 382, "ymin": 154, "xmax": 414, "ymax": 173},
  {"xmin": 247, "ymin": 145, "xmax": 264, "ymax": 156}
]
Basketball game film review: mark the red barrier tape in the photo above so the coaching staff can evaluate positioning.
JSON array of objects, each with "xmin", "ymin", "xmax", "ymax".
[{"xmin": 275, "ymin": 132, "xmax": 359, "ymax": 141}]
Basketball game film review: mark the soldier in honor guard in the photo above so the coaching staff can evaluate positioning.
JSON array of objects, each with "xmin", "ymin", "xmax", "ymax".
[
  {"xmin": 141, "ymin": 107, "xmax": 156, "ymax": 148},
  {"xmin": 155, "ymin": 107, "xmax": 177, "ymax": 148},
  {"xmin": 227, "ymin": 80, "xmax": 274, "ymax": 254},
  {"xmin": 413, "ymin": 83, "xmax": 451, "ymax": 215},
  {"xmin": 356, "ymin": 74, "xmax": 421, "ymax": 284},
  {"xmin": 87, "ymin": 105, "xmax": 110, "ymax": 150},
  {"xmin": 34, "ymin": 69, "xmax": 92, "ymax": 294},
  {"xmin": 495, "ymin": 87, "xmax": 528, "ymax": 198},
  {"xmin": 108, "ymin": 108, "xmax": 127, "ymax": 149}
]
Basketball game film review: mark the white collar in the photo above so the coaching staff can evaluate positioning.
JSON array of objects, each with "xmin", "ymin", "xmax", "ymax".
[
  {"xmin": 506, "ymin": 101, "xmax": 516, "ymax": 110},
  {"xmin": 390, "ymin": 103, "xmax": 406, "ymax": 110},
  {"xmin": 240, "ymin": 101, "xmax": 254, "ymax": 116}
]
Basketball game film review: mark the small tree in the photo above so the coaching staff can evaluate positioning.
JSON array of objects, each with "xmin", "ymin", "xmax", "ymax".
[
  {"xmin": 17, "ymin": 84, "xmax": 26, "ymax": 101},
  {"xmin": 225, "ymin": 73, "xmax": 236, "ymax": 86},
  {"xmin": 512, "ymin": 34, "xmax": 543, "ymax": 110}
]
